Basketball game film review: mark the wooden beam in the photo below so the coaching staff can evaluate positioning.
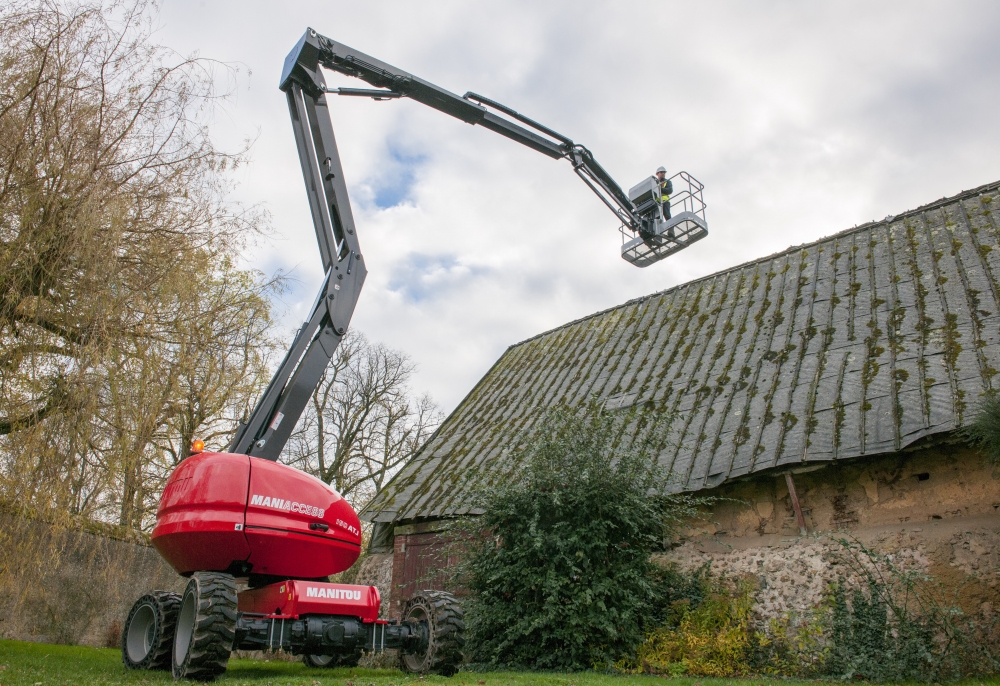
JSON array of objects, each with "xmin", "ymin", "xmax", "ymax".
[{"xmin": 785, "ymin": 472, "xmax": 808, "ymax": 536}]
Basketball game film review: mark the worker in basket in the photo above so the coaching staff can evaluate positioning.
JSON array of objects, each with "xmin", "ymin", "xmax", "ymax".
[{"xmin": 655, "ymin": 166, "xmax": 675, "ymax": 238}]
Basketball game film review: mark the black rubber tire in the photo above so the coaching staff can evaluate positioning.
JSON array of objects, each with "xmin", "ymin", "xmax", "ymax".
[
  {"xmin": 171, "ymin": 571, "xmax": 238, "ymax": 681},
  {"xmin": 121, "ymin": 591, "xmax": 181, "ymax": 670},
  {"xmin": 302, "ymin": 650, "xmax": 362, "ymax": 668},
  {"xmin": 398, "ymin": 590, "xmax": 464, "ymax": 676}
]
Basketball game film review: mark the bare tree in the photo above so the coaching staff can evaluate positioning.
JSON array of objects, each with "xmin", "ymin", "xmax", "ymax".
[{"xmin": 284, "ymin": 332, "xmax": 442, "ymax": 509}]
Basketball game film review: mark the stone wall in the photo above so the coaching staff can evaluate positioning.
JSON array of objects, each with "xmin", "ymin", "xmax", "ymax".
[
  {"xmin": 0, "ymin": 510, "xmax": 182, "ymax": 647},
  {"xmin": 662, "ymin": 441, "xmax": 1000, "ymax": 620}
]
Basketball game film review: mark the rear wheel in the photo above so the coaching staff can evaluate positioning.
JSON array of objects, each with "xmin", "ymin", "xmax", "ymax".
[
  {"xmin": 171, "ymin": 571, "xmax": 238, "ymax": 681},
  {"xmin": 302, "ymin": 650, "xmax": 362, "ymax": 668},
  {"xmin": 399, "ymin": 590, "xmax": 464, "ymax": 676},
  {"xmin": 121, "ymin": 591, "xmax": 181, "ymax": 670}
]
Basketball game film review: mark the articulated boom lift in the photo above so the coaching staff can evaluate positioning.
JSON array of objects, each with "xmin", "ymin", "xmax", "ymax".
[{"xmin": 121, "ymin": 28, "xmax": 709, "ymax": 680}]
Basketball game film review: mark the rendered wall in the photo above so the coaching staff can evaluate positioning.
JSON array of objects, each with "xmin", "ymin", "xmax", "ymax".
[
  {"xmin": 663, "ymin": 441, "xmax": 1000, "ymax": 620},
  {"xmin": 684, "ymin": 440, "xmax": 1000, "ymax": 537}
]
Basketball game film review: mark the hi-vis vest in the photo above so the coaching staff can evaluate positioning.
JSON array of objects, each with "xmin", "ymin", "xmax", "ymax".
[{"xmin": 658, "ymin": 179, "xmax": 672, "ymax": 204}]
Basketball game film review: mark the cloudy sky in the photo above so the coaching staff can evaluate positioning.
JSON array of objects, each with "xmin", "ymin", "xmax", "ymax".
[{"xmin": 156, "ymin": 1, "xmax": 1000, "ymax": 414}]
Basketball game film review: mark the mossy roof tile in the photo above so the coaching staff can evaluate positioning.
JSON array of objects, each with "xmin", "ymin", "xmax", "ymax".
[{"xmin": 362, "ymin": 180, "xmax": 1000, "ymax": 524}]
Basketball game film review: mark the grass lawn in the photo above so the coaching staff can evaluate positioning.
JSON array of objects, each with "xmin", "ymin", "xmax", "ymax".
[
  {"xmin": 0, "ymin": 640, "xmax": 732, "ymax": 686},
  {"xmin": 1, "ymin": 639, "xmax": 998, "ymax": 686}
]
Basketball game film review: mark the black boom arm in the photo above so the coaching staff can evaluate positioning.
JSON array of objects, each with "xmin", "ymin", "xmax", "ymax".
[
  {"xmin": 228, "ymin": 30, "xmax": 368, "ymax": 459},
  {"xmin": 284, "ymin": 28, "xmax": 642, "ymax": 229},
  {"xmin": 229, "ymin": 28, "xmax": 641, "ymax": 460}
]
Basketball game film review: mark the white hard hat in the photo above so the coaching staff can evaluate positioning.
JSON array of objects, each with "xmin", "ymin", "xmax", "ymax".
[{"xmin": 656, "ymin": 166, "xmax": 667, "ymax": 173}]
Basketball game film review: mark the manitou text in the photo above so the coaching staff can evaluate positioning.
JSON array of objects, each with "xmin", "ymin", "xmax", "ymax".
[{"xmin": 249, "ymin": 494, "xmax": 325, "ymax": 518}]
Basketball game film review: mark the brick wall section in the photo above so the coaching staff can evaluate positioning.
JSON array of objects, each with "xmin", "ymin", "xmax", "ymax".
[
  {"xmin": 390, "ymin": 533, "xmax": 406, "ymax": 619},
  {"xmin": 388, "ymin": 522, "xmax": 464, "ymax": 620}
]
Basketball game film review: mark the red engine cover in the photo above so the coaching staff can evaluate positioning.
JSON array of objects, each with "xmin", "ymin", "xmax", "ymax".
[
  {"xmin": 151, "ymin": 452, "xmax": 362, "ymax": 578},
  {"xmin": 151, "ymin": 452, "xmax": 252, "ymax": 574}
]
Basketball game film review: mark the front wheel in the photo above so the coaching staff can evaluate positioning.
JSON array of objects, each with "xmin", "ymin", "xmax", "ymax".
[
  {"xmin": 398, "ymin": 590, "xmax": 464, "ymax": 676},
  {"xmin": 171, "ymin": 571, "xmax": 238, "ymax": 681},
  {"xmin": 121, "ymin": 591, "xmax": 181, "ymax": 670}
]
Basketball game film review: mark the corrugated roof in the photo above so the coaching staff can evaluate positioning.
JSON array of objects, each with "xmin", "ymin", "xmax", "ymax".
[{"xmin": 362, "ymin": 180, "xmax": 1000, "ymax": 524}]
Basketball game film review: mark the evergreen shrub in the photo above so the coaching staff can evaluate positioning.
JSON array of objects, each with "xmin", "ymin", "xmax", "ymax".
[{"xmin": 460, "ymin": 400, "xmax": 705, "ymax": 670}]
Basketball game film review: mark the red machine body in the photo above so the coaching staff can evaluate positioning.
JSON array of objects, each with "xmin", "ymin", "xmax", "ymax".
[
  {"xmin": 238, "ymin": 580, "xmax": 381, "ymax": 623},
  {"xmin": 152, "ymin": 451, "xmax": 362, "ymax": 578}
]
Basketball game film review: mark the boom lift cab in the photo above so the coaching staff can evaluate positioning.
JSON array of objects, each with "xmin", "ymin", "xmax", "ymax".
[{"xmin": 121, "ymin": 27, "xmax": 709, "ymax": 681}]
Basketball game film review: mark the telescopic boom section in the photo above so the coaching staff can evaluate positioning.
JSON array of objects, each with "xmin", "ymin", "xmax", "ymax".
[
  {"xmin": 229, "ymin": 28, "xmax": 653, "ymax": 460},
  {"xmin": 283, "ymin": 28, "xmax": 642, "ymax": 229},
  {"xmin": 227, "ymin": 31, "xmax": 368, "ymax": 460}
]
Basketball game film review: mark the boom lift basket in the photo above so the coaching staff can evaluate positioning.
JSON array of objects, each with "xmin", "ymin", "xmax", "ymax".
[{"xmin": 620, "ymin": 171, "xmax": 708, "ymax": 267}]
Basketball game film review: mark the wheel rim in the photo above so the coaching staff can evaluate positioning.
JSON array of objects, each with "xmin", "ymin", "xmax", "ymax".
[
  {"xmin": 401, "ymin": 604, "xmax": 430, "ymax": 672},
  {"xmin": 308, "ymin": 654, "xmax": 334, "ymax": 666},
  {"xmin": 174, "ymin": 588, "xmax": 196, "ymax": 668},
  {"xmin": 125, "ymin": 603, "xmax": 156, "ymax": 663}
]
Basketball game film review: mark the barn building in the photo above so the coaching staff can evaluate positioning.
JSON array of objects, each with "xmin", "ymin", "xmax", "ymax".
[{"xmin": 358, "ymin": 180, "xmax": 1000, "ymax": 620}]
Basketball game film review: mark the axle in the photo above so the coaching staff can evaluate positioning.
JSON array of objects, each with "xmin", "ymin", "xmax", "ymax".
[{"xmin": 235, "ymin": 614, "xmax": 423, "ymax": 655}]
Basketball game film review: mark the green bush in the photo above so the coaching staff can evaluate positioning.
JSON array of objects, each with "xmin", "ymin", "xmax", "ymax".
[
  {"xmin": 457, "ymin": 396, "xmax": 1000, "ymax": 678},
  {"xmin": 962, "ymin": 391, "xmax": 1000, "ymax": 463},
  {"xmin": 631, "ymin": 538, "xmax": 998, "ymax": 681},
  {"xmin": 633, "ymin": 572, "xmax": 827, "ymax": 678},
  {"xmin": 646, "ymin": 562, "xmax": 709, "ymax": 629},
  {"xmin": 636, "ymin": 575, "xmax": 757, "ymax": 677},
  {"xmin": 460, "ymin": 400, "xmax": 705, "ymax": 670}
]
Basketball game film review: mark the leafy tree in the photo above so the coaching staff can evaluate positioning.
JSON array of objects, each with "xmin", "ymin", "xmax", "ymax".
[
  {"xmin": 0, "ymin": 0, "xmax": 277, "ymax": 528},
  {"xmin": 461, "ymin": 400, "xmax": 703, "ymax": 670}
]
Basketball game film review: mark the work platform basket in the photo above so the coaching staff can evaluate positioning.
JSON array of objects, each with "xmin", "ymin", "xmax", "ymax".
[{"xmin": 620, "ymin": 171, "xmax": 708, "ymax": 267}]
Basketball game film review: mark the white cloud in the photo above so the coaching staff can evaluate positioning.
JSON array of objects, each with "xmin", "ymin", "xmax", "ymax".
[{"xmin": 157, "ymin": 0, "xmax": 1000, "ymax": 412}]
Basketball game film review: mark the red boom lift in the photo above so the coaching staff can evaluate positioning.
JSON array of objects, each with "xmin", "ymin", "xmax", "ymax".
[{"xmin": 120, "ymin": 28, "xmax": 708, "ymax": 680}]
